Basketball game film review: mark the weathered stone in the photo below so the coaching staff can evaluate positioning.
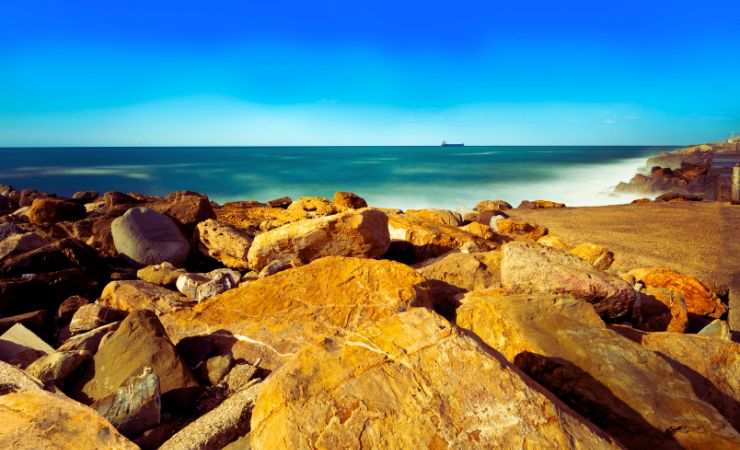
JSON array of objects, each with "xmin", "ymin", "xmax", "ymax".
[
  {"xmin": 176, "ymin": 273, "xmax": 212, "ymax": 298},
  {"xmin": 250, "ymin": 308, "xmax": 621, "ymax": 450},
  {"xmin": 176, "ymin": 270, "xmax": 240, "ymax": 302},
  {"xmin": 160, "ymin": 382, "xmax": 261, "ymax": 450},
  {"xmin": 162, "ymin": 256, "xmax": 433, "ymax": 370},
  {"xmin": 0, "ymin": 269, "xmax": 97, "ymax": 317},
  {"xmin": 0, "ymin": 238, "xmax": 101, "ymax": 277},
  {"xmin": 570, "ymin": 242, "xmax": 614, "ymax": 270},
  {"xmin": 697, "ymin": 319, "xmax": 731, "ymax": 340},
  {"xmin": 111, "ymin": 207, "xmax": 191, "ymax": 266},
  {"xmin": 195, "ymin": 219, "xmax": 253, "ymax": 269},
  {"xmin": 247, "ymin": 209, "xmax": 390, "ymax": 271},
  {"xmin": 492, "ymin": 217, "xmax": 548, "ymax": 241},
  {"xmin": 518, "ymin": 199, "xmax": 566, "ymax": 209},
  {"xmin": 205, "ymin": 353, "xmax": 233, "ymax": 385},
  {"xmin": 474, "ymin": 199, "xmax": 513, "ymax": 211},
  {"xmin": 633, "ymin": 287, "xmax": 689, "ymax": 332},
  {"xmin": 501, "ymin": 242, "xmax": 636, "ymax": 320},
  {"xmin": 93, "ymin": 366, "xmax": 161, "ymax": 438},
  {"xmin": 72, "ymin": 191, "xmax": 98, "ymax": 203},
  {"xmin": 58, "ymin": 321, "xmax": 120, "ymax": 354},
  {"xmin": 333, "ymin": 191, "xmax": 367, "ymax": 211},
  {"xmin": 25, "ymin": 350, "xmax": 91, "ymax": 385},
  {"xmin": 57, "ymin": 295, "xmax": 90, "ymax": 323},
  {"xmin": 416, "ymin": 251, "xmax": 501, "ymax": 293},
  {"xmin": 28, "ymin": 197, "xmax": 86, "ymax": 225},
  {"xmin": 641, "ymin": 332, "xmax": 740, "ymax": 431},
  {"xmin": 137, "ymin": 261, "xmax": 186, "ymax": 286},
  {"xmin": 149, "ymin": 191, "xmax": 216, "ymax": 228},
  {"xmin": 266, "ymin": 196, "xmax": 291, "ymax": 208},
  {"xmin": 286, "ymin": 196, "xmax": 336, "ymax": 217},
  {"xmin": 257, "ymin": 259, "xmax": 292, "ymax": 278},
  {"xmin": 537, "ymin": 234, "xmax": 569, "ymax": 249},
  {"xmin": 69, "ymin": 304, "xmax": 126, "ymax": 334},
  {"xmin": 77, "ymin": 310, "xmax": 198, "ymax": 404},
  {"xmin": 0, "ymin": 309, "xmax": 48, "ymax": 336},
  {"xmin": 456, "ymin": 291, "xmax": 740, "ymax": 450},
  {"xmin": 388, "ymin": 213, "xmax": 494, "ymax": 262},
  {"xmin": 0, "ymin": 360, "xmax": 45, "ymax": 393},
  {"xmin": 404, "ymin": 208, "xmax": 463, "ymax": 226},
  {"xmin": 627, "ymin": 268, "xmax": 726, "ymax": 319},
  {"xmin": 0, "ymin": 323, "xmax": 53, "ymax": 367},
  {"xmin": 53, "ymin": 215, "xmax": 117, "ymax": 256},
  {"xmin": 459, "ymin": 222, "xmax": 495, "ymax": 240},
  {"xmin": 216, "ymin": 203, "xmax": 305, "ymax": 232},
  {"xmin": 224, "ymin": 363, "xmax": 258, "ymax": 394},
  {"xmin": 0, "ymin": 232, "xmax": 49, "ymax": 260},
  {"xmin": 104, "ymin": 191, "xmax": 140, "ymax": 211},
  {"xmin": 100, "ymin": 280, "xmax": 193, "ymax": 315},
  {"xmin": 0, "ymin": 390, "xmax": 138, "ymax": 449}
]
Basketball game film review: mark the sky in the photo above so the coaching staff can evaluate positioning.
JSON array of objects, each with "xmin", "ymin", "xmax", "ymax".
[{"xmin": 1, "ymin": 0, "xmax": 740, "ymax": 146}]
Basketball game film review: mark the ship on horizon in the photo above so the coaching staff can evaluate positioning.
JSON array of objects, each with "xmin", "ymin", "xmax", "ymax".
[{"xmin": 441, "ymin": 141, "xmax": 464, "ymax": 147}]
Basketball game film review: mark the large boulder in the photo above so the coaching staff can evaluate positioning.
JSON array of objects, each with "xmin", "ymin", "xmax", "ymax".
[
  {"xmin": 195, "ymin": 219, "xmax": 253, "ymax": 270},
  {"xmin": 640, "ymin": 332, "xmax": 740, "ymax": 431},
  {"xmin": 403, "ymin": 208, "xmax": 463, "ymax": 226},
  {"xmin": 111, "ymin": 207, "xmax": 191, "ymax": 266},
  {"xmin": 249, "ymin": 308, "xmax": 621, "ymax": 450},
  {"xmin": 570, "ymin": 242, "xmax": 614, "ymax": 271},
  {"xmin": 0, "ymin": 232, "xmax": 49, "ymax": 260},
  {"xmin": 474, "ymin": 199, "xmax": 513, "ymax": 211},
  {"xmin": 501, "ymin": 242, "xmax": 636, "ymax": 320},
  {"xmin": 137, "ymin": 261, "xmax": 186, "ymax": 286},
  {"xmin": 632, "ymin": 287, "xmax": 689, "ymax": 332},
  {"xmin": 149, "ymin": 191, "xmax": 216, "ymax": 229},
  {"xmin": 53, "ymin": 215, "xmax": 117, "ymax": 257},
  {"xmin": 456, "ymin": 291, "xmax": 740, "ymax": 450},
  {"xmin": 333, "ymin": 191, "xmax": 367, "ymax": 211},
  {"xmin": 415, "ymin": 251, "xmax": 501, "ymax": 293},
  {"xmin": 491, "ymin": 217, "xmax": 548, "ymax": 241},
  {"xmin": 76, "ymin": 309, "xmax": 198, "ymax": 405},
  {"xmin": 387, "ymin": 214, "xmax": 494, "ymax": 262},
  {"xmin": 0, "ymin": 238, "xmax": 101, "ymax": 277},
  {"xmin": 0, "ymin": 390, "xmax": 138, "ymax": 449},
  {"xmin": 627, "ymin": 268, "xmax": 726, "ymax": 319},
  {"xmin": 162, "ymin": 256, "xmax": 432, "ymax": 370},
  {"xmin": 27, "ymin": 197, "xmax": 86, "ymax": 225},
  {"xmin": 69, "ymin": 304, "xmax": 126, "ymax": 334},
  {"xmin": 216, "ymin": 203, "xmax": 306, "ymax": 233},
  {"xmin": 25, "ymin": 350, "xmax": 91, "ymax": 386},
  {"xmin": 92, "ymin": 366, "xmax": 161, "ymax": 438},
  {"xmin": 100, "ymin": 280, "xmax": 193, "ymax": 315},
  {"xmin": 518, "ymin": 199, "xmax": 566, "ymax": 209},
  {"xmin": 0, "ymin": 360, "xmax": 45, "ymax": 393},
  {"xmin": 246, "ymin": 209, "xmax": 390, "ymax": 271},
  {"xmin": 286, "ymin": 196, "xmax": 336, "ymax": 217}
]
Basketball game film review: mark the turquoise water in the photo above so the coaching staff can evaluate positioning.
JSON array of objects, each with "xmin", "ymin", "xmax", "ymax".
[{"xmin": 0, "ymin": 146, "xmax": 671, "ymax": 209}]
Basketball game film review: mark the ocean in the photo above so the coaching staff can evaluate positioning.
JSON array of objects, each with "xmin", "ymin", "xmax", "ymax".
[{"xmin": 0, "ymin": 146, "xmax": 672, "ymax": 209}]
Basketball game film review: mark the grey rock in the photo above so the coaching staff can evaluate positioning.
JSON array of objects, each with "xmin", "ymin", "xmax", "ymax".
[
  {"xmin": 93, "ymin": 366, "xmax": 161, "ymax": 438},
  {"xmin": 111, "ymin": 207, "xmax": 190, "ymax": 266}
]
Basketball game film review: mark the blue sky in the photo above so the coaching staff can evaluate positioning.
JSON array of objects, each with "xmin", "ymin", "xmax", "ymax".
[{"xmin": 2, "ymin": 0, "xmax": 739, "ymax": 146}]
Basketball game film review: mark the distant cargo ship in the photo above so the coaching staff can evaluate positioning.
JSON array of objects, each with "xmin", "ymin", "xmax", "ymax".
[{"xmin": 441, "ymin": 141, "xmax": 464, "ymax": 147}]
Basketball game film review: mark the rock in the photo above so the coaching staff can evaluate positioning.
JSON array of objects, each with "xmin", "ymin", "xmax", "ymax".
[
  {"xmin": 697, "ymin": 319, "xmax": 731, "ymax": 340},
  {"xmin": 18, "ymin": 189, "xmax": 46, "ymax": 207},
  {"xmin": 176, "ymin": 270, "xmax": 240, "ymax": 302},
  {"xmin": 491, "ymin": 217, "xmax": 547, "ymax": 241},
  {"xmin": 247, "ymin": 209, "xmax": 390, "ymax": 271},
  {"xmin": 0, "ymin": 360, "xmax": 45, "ymax": 393},
  {"xmin": 0, "ymin": 269, "xmax": 98, "ymax": 317},
  {"xmin": 149, "ymin": 191, "xmax": 216, "ymax": 228},
  {"xmin": 224, "ymin": 363, "xmax": 258, "ymax": 394},
  {"xmin": 28, "ymin": 197, "xmax": 86, "ymax": 225},
  {"xmin": 0, "ymin": 309, "xmax": 48, "ymax": 336},
  {"xmin": 536, "ymin": 234, "xmax": 569, "ymax": 249},
  {"xmin": 0, "ymin": 232, "xmax": 49, "ymax": 260},
  {"xmin": 92, "ymin": 366, "xmax": 161, "ymax": 438},
  {"xmin": 100, "ymin": 280, "xmax": 194, "ymax": 315},
  {"xmin": 216, "ymin": 203, "xmax": 305, "ymax": 233},
  {"xmin": 415, "ymin": 251, "xmax": 501, "ymax": 293},
  {"xmin": 627, "ymin": 268, "xmax": 726, "ymax": 319},
  {"xmin": 162, "ymin": 256, "xmax": 432, "ymax": 370},
  {"xmin": 333, "ymin": 191, "xmax": 367, "ymax": 211},
  {"xmin": 403, "ymin": 208, "xmax": 463, "ymax": 226},
  {"xmin": 257, "ymin": 259, "xmax": 292, "ymax": 278},
  {"xmin": 250, "ymin": 308, "xmax": 621, "ymax": 450},
  {"xmin": 195, "ymin": 219, "xmax": 253, "ymax": 270},
  {"xmin": 459, "ymin": 222, "xmax": 495, "ymax": 240},
  {"xmin": 286, "ymin": 196, "xmax": 336, "ymax": 217},
  {"xmin": 57, "ymin": 295, "xmax": 90, "ymax": 324},
  {"xmin": 176, "ymin": 273, "xmax": 212, "ymax": 298},
  {"xmin": 0, "ymin": 323, "xmax": 54, "ymax": 367},
  {"xmin": 72, "ymin": 191, "xmax": 99, "ymax": 203},
  {"xmin": 111, "ymin": 207, "xmax": 191, "ymax": 266},
  {"xmin": 0, "ymin": 390, "xmax": 139, "ymax": 449},
  {"xmin": 69, "ymin": 304, "xmax": 126, "ymax": 334},
  {"xmin": 159, "ymin": 382, "xmax": 261, "ymax": 450},
  {"xmin": 474, "ymin": 199, "xmax": 513, "ymax": 211},
  {"xmin": 501, "ymin": 242, "xmax": 636, "ymax": 320},
  {"xmin": 0, "ymin": 238, "xmax": 101, "ymax": 277},
  {"xmin": 387, "ymin": 214, "xmax": 494, "ymax": 262},
  {"xmin": 632, "ymin": 287, "xmax": 689, "ymax": 332},
  {"xmin": 204, "ymin": 354, "xmax": 233, "ymax": 385},
  {"xmin": 632, "ymin": 198, "xmax": 652, "ymax": 204},
  {"xmin": 137, "ymin": 261, "xmax": 186, "ymax": 286},
  {"xmin": 569, "ymin": 242, "xmax": 615, "ymax": 270},
  {"xmin": 655, "ymin": 192, "xmax": 703, "ymax": 202},
  {"xmin": 53, "ymin": 215, "xmax": 118, "ymax": 256},
  {"xmin": 58, "ymin": 321, "xmax": 120, "ymax": 354},
  {"xmin": 25, "ymin": 350, "xmax": 91, "ymax": 386},
  {"xmin": 77, "ymin": 309, "xmax": 198, "ymax": 405},
  {"xmin": 456, "ymin": 290, "xmax": 740, "ymax": 450},
  {"xmin": 640, "ymin": 332, "xmax": 740, "ymax": 431},
  {"xmin": 266, "ymin": 196, "xmax": 291, "ymax": 208},
  {"xmin": 518, "ymin": 199, "xmax": 566, "ymax": 209},
  {"xmin": 104, "ymin": 191, "xmax": 140, "ymax": 211}
]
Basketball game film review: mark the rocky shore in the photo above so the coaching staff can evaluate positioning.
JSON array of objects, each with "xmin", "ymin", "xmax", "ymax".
[
  {"xmin": 0, "ymin": 184, "xmax": 738, "ymax": 449},
  {"xmin": 615, "ymin": 136, "xmax": 740, "ymax": 201}
]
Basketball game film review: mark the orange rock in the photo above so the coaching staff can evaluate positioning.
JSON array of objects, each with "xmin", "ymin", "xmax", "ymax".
[
  {"xmin": 388, "ymin": 214, "xmax": 494, "ymax": 261},
  {"xmin": 403, "ymin": 208, "xmax": 462, "ymax": 226},
  {"xmin": 628, "ymin": 268, "xmax": 726, "ymax": 318},
  {"xmin": 28, "ymin": 198, "xmax": 86, "ymax": 225},
  {"xmin": 492, "ymin": 217, "xmax": 548, "ymax": 241},
  {"xmin": 459, "ymin": 222, "xmax": 496, "ymax": 240},
  {"xmin": 162, "ymin": 256, "xmax": 432, "ymax": 370},
  {"xmin": 100, "ymin": 280, "xmax": 194, "ymax": 315},
  {"xmin": 632, "ymin": 287, "xmax": 689, "ymax": 332},
  {"xmin": 518, "ymin": 199, "xmax": 566, "ymax": 209},
  {"xmin": 332, "ymin": 191, "xmax": 367, "ymax": 211},
  {"xmin": 537, "ymin": 234, "xmax": 569, "ymax": 250},
  {"xmin": 286, "ymin": 196, "xmax": 336, "ymax": 217},
  {"xmin": 473, "ymin": 199, "xmax": 513, "ymax": 211},
  {"xmin": 569, "ymin": 242, "xmax": 614, "ymax": 270},
  {"xmin": 216, "ymin": 202, "xmax": 307, "ymax": 232}
]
